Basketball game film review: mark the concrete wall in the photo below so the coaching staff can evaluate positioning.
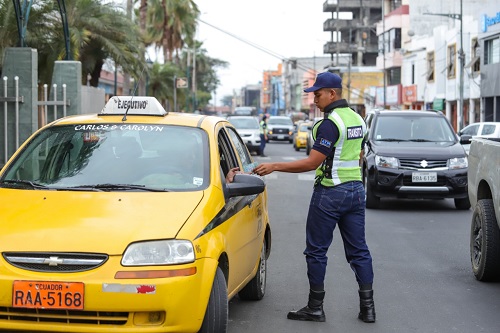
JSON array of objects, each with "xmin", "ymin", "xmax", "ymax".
[
  {"xmin": 81, "ymin": 86, "xmax": 106, "ymax": 114},
  {"xmin": 0, "ymin": 47, "xmax": 38, "ymax": 165}
]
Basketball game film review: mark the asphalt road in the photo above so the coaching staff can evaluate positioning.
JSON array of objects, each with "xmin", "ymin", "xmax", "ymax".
[{"xmin": 227, "ymin": 141, "xmax": 500, "ymax": 333}]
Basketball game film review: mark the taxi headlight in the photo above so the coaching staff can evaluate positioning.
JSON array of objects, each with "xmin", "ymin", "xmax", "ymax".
[
  {"xmin": 375, "ymin": 155, "xmax": 399, "ymax": 169},
  {"xmin": 122, "ymin": 240, "xmax": 195, "ymax": 266},
  {"xmin": 448, "ymin": 157, "xmax": 468, "ymax": 169}
]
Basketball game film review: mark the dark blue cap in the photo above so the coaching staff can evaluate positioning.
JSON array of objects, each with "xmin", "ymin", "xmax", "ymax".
[{"xmin": 304, "ymin": 72, "xmax": 343, "ymax": 92}]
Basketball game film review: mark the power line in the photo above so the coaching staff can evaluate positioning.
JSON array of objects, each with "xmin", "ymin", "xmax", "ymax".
[
  {"xmin": 197, "ymin": 18, "xmax": 287, "ymax": 62},
  {"xmin": 198, "ymin": 18, "xmax": 312, "ymax": 73},
  {"xmin": 198, "ymin": 18, "xmax": 375, "ymax": 104}
]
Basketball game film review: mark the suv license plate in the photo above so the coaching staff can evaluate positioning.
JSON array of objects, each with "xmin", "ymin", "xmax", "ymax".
[
  {"xmin": 412, "ymin": 172, "xmax": 437, "ymax": 182},
  {"xmin": 278, "ymin": 135, "xmax": 284, "ymax": 139}
]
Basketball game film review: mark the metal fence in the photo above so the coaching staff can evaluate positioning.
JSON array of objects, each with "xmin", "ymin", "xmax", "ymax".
[
  {"xmin": 1, "ymin": 76, "xmax": 24, "ymax": 163},
  {"xmin": 1, "ymin": 76, "xmax": 70, "ymax": 166},
  {"xmin": 38, "ymin": 83, "xmax": 70, "ymax": 126}
]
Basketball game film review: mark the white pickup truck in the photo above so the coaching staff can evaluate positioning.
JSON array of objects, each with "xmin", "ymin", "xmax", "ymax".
[{"xmin": 467, "ymin": 137, "xmax": 500, "ymax": 281}]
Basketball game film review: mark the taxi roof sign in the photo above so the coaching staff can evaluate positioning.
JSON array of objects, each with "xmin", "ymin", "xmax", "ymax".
[{"xmin": 101, "ymin": 96, "xmax": 167, "ymax": 116}]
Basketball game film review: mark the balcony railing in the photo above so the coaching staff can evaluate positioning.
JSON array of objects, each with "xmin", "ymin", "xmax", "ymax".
[
  {"xmin": 323, "ymin": 41, "xmax": 379, "ymax": 54},
  {"xmin": 323, "ymin": 0, "xmax": 381, "ymax": 12}
]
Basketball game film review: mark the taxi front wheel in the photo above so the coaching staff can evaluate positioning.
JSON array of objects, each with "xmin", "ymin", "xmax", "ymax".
[{"xmin": 199, "ymin": 266, "xmax": 228, "ymax": 333}]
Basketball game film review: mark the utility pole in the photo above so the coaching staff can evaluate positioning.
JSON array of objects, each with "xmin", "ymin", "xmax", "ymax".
[
  {"xmin": 382, "ymin": 0, "xmax": 386, "ymax": 108},
  {"xmin": 424, "ymin": 1, "xmax": 464, "ymax": 130}
]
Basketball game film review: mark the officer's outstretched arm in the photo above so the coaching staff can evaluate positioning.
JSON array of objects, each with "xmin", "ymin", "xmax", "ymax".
[{"xmin": 253, "ymin": 150, "xmax": 326, "ymax": 176}]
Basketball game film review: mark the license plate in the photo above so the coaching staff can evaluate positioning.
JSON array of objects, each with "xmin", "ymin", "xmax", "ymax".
[
  {"xmin": 278, "ymin": 135, "xmax": 284, "ymax": 139},
  {"xmin": 13, "ymin": 281, "xmax": 84, "ymax": 310},
  {"xmin": 412, "ymin": 172, "xmax": 437, "ymax": 182}
]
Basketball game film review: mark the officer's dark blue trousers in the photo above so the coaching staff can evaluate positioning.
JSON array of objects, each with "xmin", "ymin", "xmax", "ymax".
[
  {"xmin": 259, "ymin": 134, "xmax": 266, "ymax": 155},
  {"xmin": 304, "ymin": 181, "xmax": 373, "ymax": 289}
]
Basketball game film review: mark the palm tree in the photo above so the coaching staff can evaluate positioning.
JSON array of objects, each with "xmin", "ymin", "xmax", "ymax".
[
  {"xmin": 177, "ymin": 41, "xmax": 228, "ymax": 109},
  {"xmin": 147, "ymin": 61, "xmax": 186, "ymax": 111},
  {"xmin": 48, "ymin": 0, "xmax": 144, "ymax": 86},
  {"xmin": 0, "ymin": 0, "xmax": 53, "ymax": 69},
  {"xmin": 145, "ymin": 0, "xmax": 199, "ymax": 63},
  {"xmin": 0, "ymin": 0, "xmax": 143, "ymax": 87}
]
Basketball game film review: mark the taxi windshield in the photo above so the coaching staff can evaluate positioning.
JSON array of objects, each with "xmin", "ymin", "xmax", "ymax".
[{"xmin": 0, "ymin": 124, "xmax": 209, "ymax": 191}]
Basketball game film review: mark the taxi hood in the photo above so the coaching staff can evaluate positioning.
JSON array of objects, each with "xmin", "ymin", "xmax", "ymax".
[{"xmin": 0, "ymin": 189, "xmax": 204, "ymax": 254}]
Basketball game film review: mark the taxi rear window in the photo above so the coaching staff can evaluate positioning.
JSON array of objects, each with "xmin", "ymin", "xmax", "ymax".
[{"xmin": 1, "ymin": 124, "xmax": 209, "ymax": 191}]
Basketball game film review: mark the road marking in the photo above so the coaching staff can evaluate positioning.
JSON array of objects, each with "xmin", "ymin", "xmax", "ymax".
[
  {"xmin": 261, "ymin": 173, "xmax": 315, "ymax": 181},
  {"xmin": 298, "ymin": 174, "xmax": 315, "ymax": 181}
]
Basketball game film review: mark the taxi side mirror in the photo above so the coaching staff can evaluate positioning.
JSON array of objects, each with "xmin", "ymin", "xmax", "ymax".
[{"xmin": 226, "ymin": 174, "xmax": 265, "ymax": 197}]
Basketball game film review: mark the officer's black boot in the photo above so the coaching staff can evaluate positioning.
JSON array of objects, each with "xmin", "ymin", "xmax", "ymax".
[
  {"xmin": 358, "ymin": 289, "xmax": 376, "ymax": 323},
  {"xmin": 287, "ymin": 290, "xmax": 326, "ymax": 322}
]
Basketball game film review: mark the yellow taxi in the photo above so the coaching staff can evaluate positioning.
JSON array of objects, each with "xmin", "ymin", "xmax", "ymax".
[
  {"xmin": 292, "ymin": 121, "xmax": 312, "ymax": 151},
  {"xmin": 0, "ymin": 96, "xmax": 271, "ymax": 332}
]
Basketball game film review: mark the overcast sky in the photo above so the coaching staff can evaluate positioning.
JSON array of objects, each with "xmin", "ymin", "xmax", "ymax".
[{"xmin": 196, "ymin": 0, "xmax": 329, "ymax": 104}]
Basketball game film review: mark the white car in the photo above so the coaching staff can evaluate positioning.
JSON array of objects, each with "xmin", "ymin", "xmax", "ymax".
[
  {"xmin": 266, "ymin": 116, "xmax": 294, "ymax": 143},
  {"xmin": 458, "ymin": 122, "xmax": 500, "ymax": 154},
  {"xmin": 306, "ymin": 117, "xmax": 323, "ymax": 155},
  {"xmin": 227, "ymin": 116, "xmax": 261, "ymax": 154}
]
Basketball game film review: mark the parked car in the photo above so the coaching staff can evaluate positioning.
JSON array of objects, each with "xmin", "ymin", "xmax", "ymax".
[
  {"xmin": 363, "ymin": 109, "xmax": 470, "ymax": 210},
  {"xmin": 306, "ymin": 117, "xmax": 323, "ymax": 155},
  {"xmin": 467, "ymin": 137, "xmax": 500, "ymax": 281},
  {"xmin": 227, "ymin": 115, "xmax": 261, "ymax": 154},
  {"xmin": 266, "ymin": 116, "xmax": 294, "ymax": 143},
  {"xmin": 233, "ymin": 106, "xmax": 257, "ymax": 116},
  {"xmin": 293, "ymin": 121, "xmax": 312, "ymax": 151},
  {"xmin": 0, "ymin": 96, "xmax": 271, "ymax": 333},
  {"xmin": 458, "ymin": 122, "xmax": 500, "ymax": 154}
]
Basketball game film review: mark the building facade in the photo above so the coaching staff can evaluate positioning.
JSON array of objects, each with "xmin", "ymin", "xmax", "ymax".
[
  {"xmin": 323, "ymin": 0, "xmax": 381, "ymax": 67},
  {"xmin": 478, "ymin": 3, "xmax": 500, "ymax": 122},
  {"xmin": 375, "ymin": 0, "xmax": 490, "ymax": 131}
]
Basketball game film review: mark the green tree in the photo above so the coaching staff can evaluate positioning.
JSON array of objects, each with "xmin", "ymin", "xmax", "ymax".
[
  {"xmin": 177, "ymin": 41, "xmax": 228, "ymax": 109},
  {"xmin": 48, "ymin": 0, "xmax": 143, "ymax": 86},
  {"xmin": 145, "ymin": 0, "xmax": 199, "ymax": 63},
  {"xmin": 221, "ymin": 95, "xmax": 233, "ymax": 107},
  {"xmin": 147, "ymin": 61, "xmax": 187, "ymax": 110},
  {"xmin": 0, "ymin": 0, "xmax": 143, "ymax": 87}
]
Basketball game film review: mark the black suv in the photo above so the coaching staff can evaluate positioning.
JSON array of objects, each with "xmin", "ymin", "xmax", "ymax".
[{"xmin": 363, "ymin": 110, "xmax": 470, "ymax": 210}]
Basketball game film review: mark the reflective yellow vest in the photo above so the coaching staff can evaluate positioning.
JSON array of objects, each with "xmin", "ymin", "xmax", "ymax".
[{"xmin": 312, "ymin": 107, "xmax": 366, "ymax": 186}]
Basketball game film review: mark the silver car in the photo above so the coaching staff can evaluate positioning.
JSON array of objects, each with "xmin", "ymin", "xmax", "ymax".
[{"xmin": 227, "ymin": 116, "xmax": 261, "ymax": 154}]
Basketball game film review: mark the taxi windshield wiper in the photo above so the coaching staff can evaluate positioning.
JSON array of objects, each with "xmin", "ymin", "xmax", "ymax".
[
  {"xmin": 0, "ymin": 179, "xmax": 51, "ymax": 190},
  {"xmin": 69, "ymin": 183, "xmax": 168, "ymax": 192},
  {"xmin": 409, "ymin": 139, "xmax": 435, "ymax": 142}
]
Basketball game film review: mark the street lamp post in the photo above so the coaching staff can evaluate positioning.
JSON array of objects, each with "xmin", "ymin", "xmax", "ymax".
[{"xmin": 424, "ymin": 1, "xmax": 465, "ymax": 130}]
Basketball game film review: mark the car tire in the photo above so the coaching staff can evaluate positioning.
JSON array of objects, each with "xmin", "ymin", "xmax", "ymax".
[
  {"xmin": 454, "ymin": 197, "xmax": 471, "ymax": 210},
  {"xmin": 306, "ymin": 142, "xmax": 311, "ymax": 155},
  {"xmin": 364, "ymin": 168, "xmax": 380, "ymax": 209},
  {"xmin": 199, "ymin": 266, "xmax": 228, "ymax": 333},
  {"xmin": 238, "ymin": 238, "xmax": 267, "ymax": 300},
  {"xmin": 294, "ymin": 143, "xmax": 299, "ymax": 151},
  {"xmin": 470, "ymin": 199, "xmax": 500, "ymax": 282}
]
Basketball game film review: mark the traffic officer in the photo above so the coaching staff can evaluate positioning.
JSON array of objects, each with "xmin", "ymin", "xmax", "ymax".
[
  {"xmin": 259, "ymin": 114, "xmax": 268, "ymax": 157},
  {"xmin": 253, "ymin": 72, "xmax": 375, "ymax": 323}
]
